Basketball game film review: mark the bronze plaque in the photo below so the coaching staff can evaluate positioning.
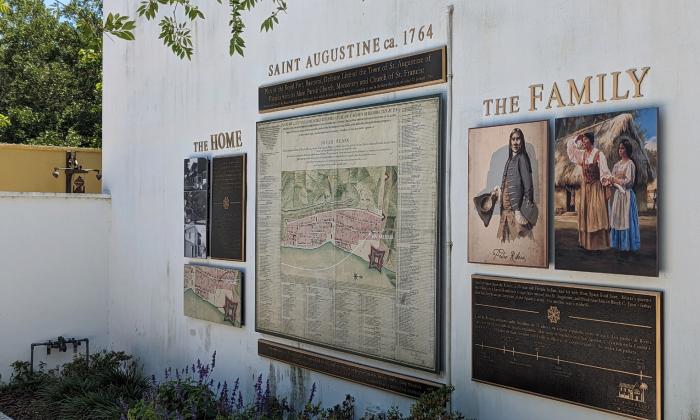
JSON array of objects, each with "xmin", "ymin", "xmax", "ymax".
[
  {"xmin": 210, "ymin": 155, "xmax": 246, "ymax": 261},
  {"xmin": 472, "ymin": 275, "xmax": 662, "ymax": 420},
  {"xmin": 258, "ymin": 339, "xmax": 441, "ymax": 399},
  {"xmin": 258, "ymin": 47, "xmax": 446, "ymax": 112}
]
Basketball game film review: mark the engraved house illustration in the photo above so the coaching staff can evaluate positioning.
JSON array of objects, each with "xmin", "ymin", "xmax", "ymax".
[{"xmin": 618, "ymin": 382, "xmax": 647, "ymax": 403}]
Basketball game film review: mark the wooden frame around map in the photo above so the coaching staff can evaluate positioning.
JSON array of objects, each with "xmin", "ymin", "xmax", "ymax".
[{"xmin": 255, "ymin": 96, "xmax": 443, "ymax": 372}]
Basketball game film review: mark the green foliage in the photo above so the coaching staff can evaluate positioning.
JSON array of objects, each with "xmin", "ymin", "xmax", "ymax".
[
  {"xmin": 2, "ymin": 351, "xmax": 462, "ymax": 420},
  {"xmin": 5, "ymin": 360, "xmax": 37, "ymax": 387},
  {"xmin": 260, "ymin": 0, "xmax": 285, "ymax": 32},
  {"xmin": 0, "ymin": 113, "xmax": 11, "ymax": 129},
  {"xmin": 409, "ymin": 386, "xmax": 463, "ymax": 420},
  {"xmin": 0, "ymin": 0, "xmax": 102, "ymax": 146},
  {"xmin": 0, "ymin": 351, "xmax": 148, "ymax": 420},
  {"xmin": 360, "ymin": 386, "xmax": 463, "ymax": 420},
  {"xmin": 103, "ymin": 12, "xmax": 135, "ymax": 40},
  {"xmin": 105, "ymin": 0, "xmax": 287, "ymax": 59},
  {"xmin": 37, "ymin": 351, "xmax": 148, "ymax": 419},
  {"xmin": 135, "ymin": 0, "xmax": 201, "ymax": 59}
]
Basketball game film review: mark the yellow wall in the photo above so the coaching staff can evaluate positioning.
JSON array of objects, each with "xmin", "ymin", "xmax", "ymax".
[{"xmin": 0, "ymin": 144, "xmax": 102, "ymax": 193}]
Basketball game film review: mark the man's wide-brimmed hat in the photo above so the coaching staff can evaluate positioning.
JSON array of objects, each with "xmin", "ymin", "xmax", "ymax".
[{"xmin": 473, "ymin": 193, "xmax": 497, "ymax": 227}]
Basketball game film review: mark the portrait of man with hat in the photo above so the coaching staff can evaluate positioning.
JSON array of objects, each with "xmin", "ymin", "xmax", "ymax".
[
  {"xmin": 468, "ymin": 121, "xmax": 548, "ymax": 268},
  {"xmin": 474, "ymin": 127, "xmax": 538, "ymax": 242}
]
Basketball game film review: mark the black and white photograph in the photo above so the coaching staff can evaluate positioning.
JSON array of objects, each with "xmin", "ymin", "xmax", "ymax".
[
  {"xmin": 184, "ymin": 191, "xmax": 208, "ymax": 225},
  {"xmin": 184, "ymin": 158, "xmax": 209, "ymax": 191},
  {"xmin": 184, "ymin": 224, "xmax": 207, "ymax": 258},
  {"xmin": 184, "ymin": 157, "xmax": 209, "ymax": 258}
]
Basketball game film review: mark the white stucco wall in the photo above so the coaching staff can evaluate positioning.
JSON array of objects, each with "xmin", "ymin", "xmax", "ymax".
[
  {"xmin": 0, "ymin": 193, "xmax": 111, "ymax": 381},
  {"xmin": 103, "ymin": 0, "xmax": 700, "ymax": 418}
]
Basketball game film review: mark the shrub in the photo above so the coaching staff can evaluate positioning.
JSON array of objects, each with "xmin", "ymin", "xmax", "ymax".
[
  {"xmin": 0, "ymin": 351, "xmax": 148, "ymax": 420},
  {"xmin": 3, "ymin": 350, "xmax": 462, "ymax": 420}
]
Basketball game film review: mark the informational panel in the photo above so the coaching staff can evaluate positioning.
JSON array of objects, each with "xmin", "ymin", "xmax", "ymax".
[
  {"xmin": 259, "ymin": 48, "xmax": 446, "ymax": 113},
  {"xmin": 472, "ymin": 275, "xmax": 662, "ymax": 420},
  {"xmin": 184, "ymin": 158, "xmax": 209, "ymax": 258},
  {"xmin": 184, "ymin": 264, "xmax": 243, "ymax": 327},
  {"xmin": 256, "ymin": 97, "xmax": 441, "ymax": 371},
  {"xmin": 210, "ymin": 155, "xmax": 246, "ymax": 261}
]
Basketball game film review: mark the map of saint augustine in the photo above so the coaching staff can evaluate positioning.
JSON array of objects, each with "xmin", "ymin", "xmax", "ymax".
[
  {"xmin": 184, "ymin": 265, "xmax": 243, "ymax": 327},
  {"xmin": 280, "ymin": 166, "xmax": 398, "ymax": 289}
]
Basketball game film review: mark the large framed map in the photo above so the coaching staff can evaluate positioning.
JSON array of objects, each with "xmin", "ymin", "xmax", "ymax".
[{"xmin": 256, "ymin": 97, "xmax": 441, "ymax": 371}]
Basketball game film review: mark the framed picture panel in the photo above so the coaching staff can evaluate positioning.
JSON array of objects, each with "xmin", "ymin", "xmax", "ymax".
[
  {"xmin": 468, "ymin": 120, "xmax": 549, "ymax": 268},
  {"xmin": 255, "ymin": 96, "xmax": 442, "ymax": 371},
  {"xmin": 184, "ymin": 264, "xmax": 244, "ymax": 328},
  {"xmin": 554, "ymin": 108, "xmax": 659, "ymax": 276}
]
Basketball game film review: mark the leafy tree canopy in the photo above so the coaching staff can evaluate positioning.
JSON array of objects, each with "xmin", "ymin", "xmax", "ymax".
[
  {"xmin": 0, "ymin": 0, "xmax": 102, "ymax": 147},
  {"xmin": 0, "ymin": 0, "xmax": 286, "ymax": 147}
]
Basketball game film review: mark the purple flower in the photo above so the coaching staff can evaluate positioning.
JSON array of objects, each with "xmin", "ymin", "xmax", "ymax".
[
  {"xmin": 236, "ymin": 390, "xmax": 244, "ymax": 411},
  {"xmin": 308, "ymin": 382, "xmax": 317, "ymax": 403},
  {"xmin": 218, "ymin": 380, "xmax": 229, "ymax": 412},
  {"xmin": 231, "ymin": 378, "xmax": 240, "ymax": 396}
]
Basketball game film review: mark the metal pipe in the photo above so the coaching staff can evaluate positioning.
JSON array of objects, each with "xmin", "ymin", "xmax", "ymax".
[
  {"xmin": 30, "ymin": 344, "xmax": 36, "ymax": 373},
  {"xmin": 29, "ymin": 337, "xmax": 89, "ymax": 373},
  {"xmin": 444, "ymin": 3, "xmax": 455, "ymax": 408}
]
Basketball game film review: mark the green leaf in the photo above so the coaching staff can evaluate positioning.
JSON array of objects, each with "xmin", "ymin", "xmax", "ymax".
[
  {"xmin": 0, "ymin": 114, "xmax": 11, "ymax": 129},
  {"xmin": 114, "ymin": 31, "xmax": 135, "ymax": 41}
]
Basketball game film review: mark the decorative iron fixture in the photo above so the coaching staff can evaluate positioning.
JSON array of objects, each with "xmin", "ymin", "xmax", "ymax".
[{"xmin": 52, "ymin": 151, "xmax": 101, "ymax": 193}]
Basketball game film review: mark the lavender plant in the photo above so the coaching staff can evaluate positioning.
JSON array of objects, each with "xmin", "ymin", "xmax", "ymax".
[{"xmin": 125, "ymin": 351, "xmax": 460, "ymax": 420}]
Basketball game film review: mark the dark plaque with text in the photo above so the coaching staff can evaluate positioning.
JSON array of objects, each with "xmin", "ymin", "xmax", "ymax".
[
  {"xmin": 259, "ymin": 47, "xmax": 446, "ymax": 112},
  {"xmin": 258, "ymin": 340, "xmax": 441, "ymax": 399},
  {"xmin": 472, "ymin": 275, "xmax": 662, "ymax": 420},
  {"xmin": 210, "ymin": 155, "xmax": 246, "ymax": 261}
]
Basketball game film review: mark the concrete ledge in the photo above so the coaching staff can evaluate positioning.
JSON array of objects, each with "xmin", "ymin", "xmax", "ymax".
[
  {"xmin": 0, "ymin": 143, "xmax": 102, "ymax": 153},
  {"xmin": 0, "ymin": 411, "xmax": 13, "ymax": 420},
  {"xmin": 0, "ymin": 192, "xmax": 110, "ymax": 200}
]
